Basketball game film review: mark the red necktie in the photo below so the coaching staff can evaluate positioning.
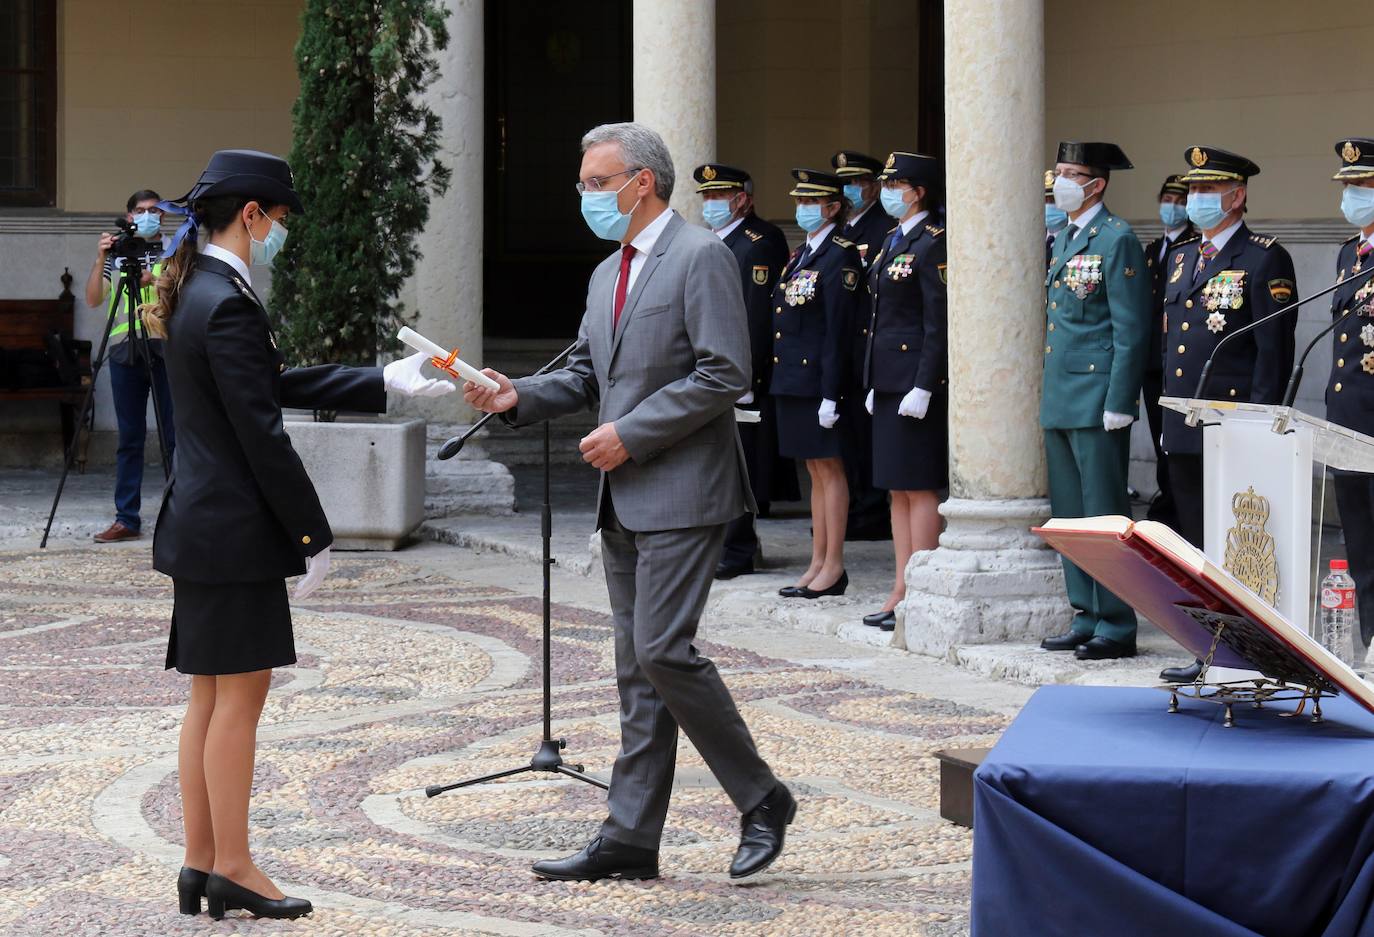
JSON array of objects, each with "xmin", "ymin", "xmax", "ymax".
[
  {"xmin": 1194, "ymin": 240, "xmax": 1217, "ymax": 280},
  {"xmin": 613, "ymin": 244, "xmax": 637, "ymax": 330}
]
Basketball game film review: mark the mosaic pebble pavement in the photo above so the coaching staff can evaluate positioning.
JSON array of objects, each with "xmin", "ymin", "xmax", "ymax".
[{"xmin": 0, "ymin": 546, "xmax": 1006, "ymax": 936}]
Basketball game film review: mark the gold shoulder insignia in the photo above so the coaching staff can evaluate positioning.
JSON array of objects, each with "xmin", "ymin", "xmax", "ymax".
[
  {"xmin": 1174, "ymin": 234, "xmax": 1202, "ymax": 249},
  {"xmin": 832, "ymin": 235, "xmax": 856, "ymax": 249},
  {"xmin": 744, "ymin": 228, "xmax": 763, "ymax": 242},
  {"xmin": 925, "ymin": 224, "xmax": 945, "ymax": 237},
  {"xmin": 1249, "ymin": 233, "xmax": 1277, "ymax": 249}
]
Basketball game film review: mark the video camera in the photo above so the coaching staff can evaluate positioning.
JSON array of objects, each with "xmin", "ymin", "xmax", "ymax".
[{"xmin": 107, "ymin": 216, "xmax": 155, "ymax": 270}]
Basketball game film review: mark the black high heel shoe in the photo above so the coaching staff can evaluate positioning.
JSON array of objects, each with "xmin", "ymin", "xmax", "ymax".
[
  {"xmin": 177, "ymin": 867, "xmax": 210, "ymax": 916},
  {"xmin": 796, "ymin": 570, "xmax": 848, "ymax": 599},
  {"xmin": 205, "ymin": 872, "xmax": 312, "ymax": 921}
]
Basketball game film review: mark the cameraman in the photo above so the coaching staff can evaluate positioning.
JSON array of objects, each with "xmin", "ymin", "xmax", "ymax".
[{"xmin": 83, "ymin": 189, "xmax": 175, "ymax": 543}]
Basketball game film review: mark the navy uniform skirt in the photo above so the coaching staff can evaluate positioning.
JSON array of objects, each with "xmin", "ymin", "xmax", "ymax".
[
  {"xmin": 775, "ymin": 394, "xmax": 843, "ymax": 460},
  {"xmin": 166, "ymin": 578, "xmax": 295, "ymax": 675},
  {"xmin": 872, "ymin": 390, "xmax": 949, "ymax": 491}
]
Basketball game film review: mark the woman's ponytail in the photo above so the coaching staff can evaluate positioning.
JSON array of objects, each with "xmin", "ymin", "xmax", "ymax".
[{"xmin": 140, "ymin": 195, "xmax": 250, "ymax": 339}]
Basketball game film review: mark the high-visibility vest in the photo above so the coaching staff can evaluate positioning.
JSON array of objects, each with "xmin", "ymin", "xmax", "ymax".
[{"xmin": 108, "ymin": 261, "xmax": 162, "ymax": 342}]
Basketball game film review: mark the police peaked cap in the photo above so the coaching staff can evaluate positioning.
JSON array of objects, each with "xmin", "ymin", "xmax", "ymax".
[
  {"xmin": 174, "ymin": 149, "xmax": 305, "ymax": 214},
  {"xmin": 1158, "ymin": 174, "xmax": 1189, "ymax": 198},
  {"xmin": 879, "ymin": 151, "xmax": 942, "ymax": 189},
  {"xmin": 694, "ymin": 163, "xmax": 751, "ymax": 192},
  {"xmin": 1332, "ymin": 138, "xmax": 1374, "ymax": 182},
  {"xmin": 788, "ymin": 169, "xmax": 843, "ymax": 197},
  {"xmin": 831, "ymin": 150, "xmax": 885, "ymax": 177},
  {"xmin": 1179, "ymin": 145, "xmax": 1260, "ymax": 184},
  {"xmin": 1056, "ymin": 141, "xmax": 1133, "ymax": 172}
]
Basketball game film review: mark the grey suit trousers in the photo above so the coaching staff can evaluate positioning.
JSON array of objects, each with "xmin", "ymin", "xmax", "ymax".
[{"xmin": 597, "ymin": 496, "xmax": 778, "ymax": 849}]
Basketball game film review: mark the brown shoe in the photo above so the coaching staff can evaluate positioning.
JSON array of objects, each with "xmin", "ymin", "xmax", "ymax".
[{"xmin": 93, "ymin": 522, "xmax": 140, "ymax": 543}]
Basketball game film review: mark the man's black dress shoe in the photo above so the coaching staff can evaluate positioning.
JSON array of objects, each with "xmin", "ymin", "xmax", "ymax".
[
  {"xmin": 1040, "ymin": 629, "xmax": 1091, "ymax": 652},
  {"xmin": 862, "ymin": 609, "xmax": 893, "ymax": 627},
  {"xmin": 1074, "ymin": 636, "xmax": 1137, "ymax": 660},
  {"xmin": 715, "ymin": 560, "xmax": 755, "ymax": 580},
  {"xmin": 1160, "ymin": 659, "xmax": 1204, "ymax": 683},
  {"xmin": 731, "ymin": 783, "xmax": 797, "ymax": 879},
  {"xmin": 205, "ymin": 873, "xmax": 312, "ymax": 920},
  {"xmin": 795, "ymin": 571, "xmax": 848, "ymax": 599},
  {"xmin": 531, "ymin": 836, "xmax": 659, "ymax": 882},
  {"xmin": 177, "ymin": 867, "xmax": 209, "ymax": 915}
]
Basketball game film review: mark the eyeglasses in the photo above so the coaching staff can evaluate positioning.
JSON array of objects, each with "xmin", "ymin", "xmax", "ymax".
[
  {"xmin": 1053, "ymin": 169, "xmax": 1100, "ymax": 182},
  {"xmin": 575, "ymin": 168, "xmax": 644, "ymax": 196}
]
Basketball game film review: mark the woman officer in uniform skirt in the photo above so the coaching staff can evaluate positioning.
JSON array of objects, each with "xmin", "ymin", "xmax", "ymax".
[
  {"xmin": 142, "ymin": 150, "xmax": 452, "ymax": 919},
  {"xmin": 771, "ymin": 169, "xmax": 864, "ymax": 599},
  {"xmin": 861, "ymin": 153, "xmax": 948, "ymax": 630}
]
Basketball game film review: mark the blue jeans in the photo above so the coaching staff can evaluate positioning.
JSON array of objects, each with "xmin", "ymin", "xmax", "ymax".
[{"xmin": 108, "ymin": 353, "xmax": 175, "ymax": 532}]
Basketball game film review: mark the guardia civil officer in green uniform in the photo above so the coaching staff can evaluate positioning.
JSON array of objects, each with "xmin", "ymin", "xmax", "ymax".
[
  {"xmin": 1038, "ymin": 141, "xmax": 1151, "ymax": 661},
  {"xmin": 833, "ymin": 149, "xmax": 892, "ymax": 541},
  {"xmin": 1326, "ymin": 138, "xmax": 1374, "ymax": 651},
  {"xmin": 692, "ymin": 163, "xmax": 795, "ymax": 579},
  {"xmin": 1157, "ymin": 145, "xmax": 1298, "ymax": 684}
]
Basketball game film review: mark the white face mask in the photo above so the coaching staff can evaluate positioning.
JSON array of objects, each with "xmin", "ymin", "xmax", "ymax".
[{"xmin": 1052, "ymin": 175, "xmax": 1097, "ymax": 213}]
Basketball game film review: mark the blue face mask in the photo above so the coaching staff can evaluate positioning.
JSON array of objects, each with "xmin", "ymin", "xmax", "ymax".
[
  {"xmin": 1341, "ymin": 185, "xmax": 1374, "ymax": 228},
  {"xmin": 580, "ymin": 174, "xmax": 641, "ymax": 242},
  {"xmin": 1045, "ymin": 204, "xmax": 1068, "ymax": 232},
  {"xmin": 248, "ymin": 215, "xmax": 288, "ymax": 266},
  {"xmin": 1186, "ymin": 190, "xmax": 1233, "ymax": 231},
  {"xmin": 701, "ymin": 198, "xmax": 735, "ymax": 230},
  {"xmin": 795, "ymin": 203, "xmax": 825, "ymax": 234},
  {"xmin": 843, "ymin": 183, "xmax": 866, "ymax": 211},
  {"xmin": 1158, "ymin": 202, "xmax": 1188, "ymax": 229},
  {"xmin": 133, "ymin": 211, "xmax": 161, "ymax": 238},
  {"xmin": 880, "ymin": 187, "xmax": 911, "ymax": 220}
]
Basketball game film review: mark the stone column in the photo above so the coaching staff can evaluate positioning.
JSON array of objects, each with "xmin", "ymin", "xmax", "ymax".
[
  {"xmin": 898, "ymin": 0, "xmax": 1069, "ymax": 656},
  {"xmin": 632, "ymin": 0, "xmax": 715, "ymax": 224}
]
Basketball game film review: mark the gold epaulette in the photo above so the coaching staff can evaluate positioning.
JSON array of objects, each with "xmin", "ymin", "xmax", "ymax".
[
  {"xmin": 924, "ymin": 223, "xmax": 945, "ymax": 237},
  {"xmin": 1173, "ymin": 234, "xmax": 1202, "ymax": 248},
  {"xmin": 832, "ymin": 235, "xmax": 856, "ymax": 249},
  {"xmin": 1249, "ymin": 233, "xmax": 1278, "ymax": 249},
  {"xmin": 744, "ymin": 228, "xmax": 763, "ymax": 242}
]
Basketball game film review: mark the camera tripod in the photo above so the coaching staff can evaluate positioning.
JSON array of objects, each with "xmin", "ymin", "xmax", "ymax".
[{"xmin": 40, "ymin": 241, "xmax": 171, "ymax": 548}]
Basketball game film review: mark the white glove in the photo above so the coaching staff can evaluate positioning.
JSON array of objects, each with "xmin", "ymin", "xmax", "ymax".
[
  {"xmin": 898, "ymin": 387, "xmax": 932, "ymax": 420},
  {"xmin": 818, "ymin": 398, "xmax": 839, "ymax": 429},
  {"xmin": 864, "ymin": 389, "xmax": 874, "ymax": 415},
  {"xmin": 294, "ymin": 546, "xmax": 331, "ymax": 600},
  {"xmin": 738, "ymin": 390, "xmax": 755, "ymax": 405},
  {"xmin": 1103, "ymin": 410, "xmax": 1134, "ymax": 432},
  {"xmin": 383, "ymin": 351, "xmax": 457, "ymax": 398}
]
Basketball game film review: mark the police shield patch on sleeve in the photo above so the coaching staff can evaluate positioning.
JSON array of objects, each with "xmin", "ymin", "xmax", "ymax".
[
  {"xmin": 937, "ymin": 263, "xmax": 948, "ymax": 284},
  {"xmin": 842, "ymin": 268, "xmax": 859, "ymax": 291},
  {"xmin": 752, "ymin": 264, "xmax": 769, "ymax": 285},
  {"xmin": 1268, "ymin": 278, "xmax": 1294, "ymax": 303}
]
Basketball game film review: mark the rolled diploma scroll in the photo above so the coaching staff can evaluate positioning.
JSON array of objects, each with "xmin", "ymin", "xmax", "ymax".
[{"xmin": 396, "ymin": 326, "xmax": 499, "ymax": 391}]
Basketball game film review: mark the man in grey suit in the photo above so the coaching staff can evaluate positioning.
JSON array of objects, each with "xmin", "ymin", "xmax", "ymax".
[{"xmin": 464, "ymin": 122, "xmax": 795, "ymax": 882}]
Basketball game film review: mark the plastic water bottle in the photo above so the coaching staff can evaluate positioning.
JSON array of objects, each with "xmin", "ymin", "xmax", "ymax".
[{"xmin": 1320, "ymin": 559, "xmax": 1358, "ymax": 667}]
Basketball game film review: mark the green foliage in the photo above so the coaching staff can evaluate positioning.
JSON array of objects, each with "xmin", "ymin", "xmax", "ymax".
[{"xmin": 271, "ymin": 0, "xmax": 452, "ymax": 368}]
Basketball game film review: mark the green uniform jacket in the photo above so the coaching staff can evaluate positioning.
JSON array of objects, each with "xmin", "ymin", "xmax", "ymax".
[{"xmin": 1040, "ymin": 207, "xmax": 1151, "ymax": 429}]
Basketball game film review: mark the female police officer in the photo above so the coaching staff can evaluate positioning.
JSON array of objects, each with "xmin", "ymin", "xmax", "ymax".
[
  {"xmin": 142, "ymin": 149, "xmax": 451, "ymax": 919},
  {"xmin": 772, "ymin": 169, "xmax": 864, "ymax": 599},
  {"xmin": 860, "ymin": 153, "xmax": 948, "ymax": 631}
]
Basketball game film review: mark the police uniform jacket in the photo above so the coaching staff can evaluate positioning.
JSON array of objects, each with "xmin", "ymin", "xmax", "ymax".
[
  {"xmin": 1160, "ymin": 224, "xmax": 1297, "ymax": 454},
  {"xmin": 722, "ymin": 213, "xmax": 790, "ymax": 397},
  {"xmin": 153, "ymin": 254, "xmax": 386, "ymax": 583},
  {"xmin": 863, "ymin": 218, "xmax": 948, "ymax": 394},
  {"xmin": 845, "ymin": 204, "xmax": 895, "ymax": 270},
  {"xmin": 1041, "ymin": 208, "xmax": 1152, "ymax": 429},
  {"xmin": 1326, "ymin": 235, "xmax": 1374, "ymax": 437},
  {"xmin": 1143, "ymin": 223, "xmax": 1199, "ymax": 374},
  {"xmin": 769, "ymin": 230, "xmax": 864, "ymax": 401}
]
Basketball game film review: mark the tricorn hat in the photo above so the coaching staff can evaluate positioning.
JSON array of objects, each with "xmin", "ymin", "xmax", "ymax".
[
  {"xmin": 1056, "ymin": 141, "xmax": 1133, "ymax": 172},
  {"xmin": 173, "ymin": 149, "xmax": 305, "ymax": 215}
]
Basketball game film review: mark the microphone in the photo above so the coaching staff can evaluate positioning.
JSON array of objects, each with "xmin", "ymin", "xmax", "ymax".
[
  {"xmin": 1192, "ymin": 264, "xmax": 1374, "ymax": 403},
  {"xmin": 1280, "ymin": 298, "xmax": 1369, "ymax": 411}
]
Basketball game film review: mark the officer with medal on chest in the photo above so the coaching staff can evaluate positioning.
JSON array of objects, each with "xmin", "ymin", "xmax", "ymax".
[
  {"xmin": 1157, "ymin": 145, "xmax": 1298, "ymax": 684},
  {"xmin": 833, "ymin": 149, "xmax": 892, "ymax": 542},
  {"xmin": 858, "ymin": 151, "xmax": 948, "ymax": 632},
  {"xmin": 692, "ymin": 163, "xmax": 796, "ymax": 580},
  {"xmin": 1326, "ymin": 137, "xmax": 1374, "ymax": 655},
  {"xmin": 1038, "ymin": 141, "xmax": 1151, "ymax": 661},
  {"xmin": 1142, "ymin": 175, "xmax": 1199, "ymax": 528},
  {"xmin": 772, "ymin": 168, "xmax": 864, "ymax": 599}
]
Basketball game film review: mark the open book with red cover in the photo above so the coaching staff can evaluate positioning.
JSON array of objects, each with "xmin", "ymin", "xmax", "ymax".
[{"xmin": 1035, "ymin": 516, "xmax": 1374, "ymax": 715}]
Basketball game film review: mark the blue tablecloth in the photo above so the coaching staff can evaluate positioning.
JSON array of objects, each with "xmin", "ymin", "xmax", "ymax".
[{"xmin": 972, "ymin": 686, "xmax": 1374, "ymax": 937}]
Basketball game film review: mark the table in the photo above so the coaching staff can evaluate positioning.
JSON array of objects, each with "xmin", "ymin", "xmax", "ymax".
[{"xmin": 972, "ymin": 686, "xmax": 1374, "ymax": 937}]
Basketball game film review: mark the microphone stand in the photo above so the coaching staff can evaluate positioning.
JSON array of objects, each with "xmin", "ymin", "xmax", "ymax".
[{"xmin": 425, "ymin": 340, "xmax": 607, "ymax": 798}]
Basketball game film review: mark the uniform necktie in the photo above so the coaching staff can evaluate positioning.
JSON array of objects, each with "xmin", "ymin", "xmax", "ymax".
[
  {"xmin": 1359, "ymin": 241, "xmax": 1373, "ymax": 261},
  {"xmin": 797, "ymin": 242, "xmax": 814, "ymax": 268},
  {"xmin": 1063, "ymin": 224, "xmax": 1079, "ymax": 244},
  {"xmin": 613, "ymin": 244, "xmax": 636, "ymax": 329},
  {"xmin": 1195, "ymin": 239, "xmax": 1217, "ymax": 279}
]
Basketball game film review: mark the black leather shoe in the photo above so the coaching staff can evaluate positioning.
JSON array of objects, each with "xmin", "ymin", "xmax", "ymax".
[
  {"xmin": 878, "ymin": 612, "xmax": 896, "ymax": 632},
  {"xmin": 531, "ymin": 836, "xmax": 659, "ymax": 882},
  {"xmin": 177, "ymin": 867, "xmax": 209, "ymax": 916},
  {"xmin": 731, "ymin": 783, "xmax": 797, "ymax": 879},
  {"xmin": 205, "ymin": 873, "xmax": 312, "ymax": 920},
  {"xmin": 862, "ymin": 609, "xmax": 891, "ymax": 627},
  {"xmin": 1160, "ymin": 659, "xmax": 1204, "ymax": 683},
  {"xmin": 795, "ymin": 571, "xmax": 848, "ymax": 599},
  {"xmin": 1074, "ymin": 636, "xmax": 1137, "ymax": 660},
  {"xmin": 1040, "ymin": 629, "xmax": 1091, "ymax": 652},
  {"xmin": 715, "ymin": 560, "xmax": 755, "ymax": 580},
  {"xmin": 778, "ymin": 585, "xmax": 805, "ymax": 597}
]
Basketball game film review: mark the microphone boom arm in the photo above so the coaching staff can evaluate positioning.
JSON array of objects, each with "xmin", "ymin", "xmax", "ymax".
[{"xmin": 436, "ymin": 340, "xmax": 579, "ymax": 461}]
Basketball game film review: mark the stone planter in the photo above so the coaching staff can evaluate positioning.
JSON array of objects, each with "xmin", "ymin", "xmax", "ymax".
[{"xmin": 284, "ymin": 417, "xmax": 425, "ymax": 550}]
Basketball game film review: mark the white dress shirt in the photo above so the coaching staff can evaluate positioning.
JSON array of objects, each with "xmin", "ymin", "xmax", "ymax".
[
  {"xmin": 614, "ymin": 207, "xmax": 675, "ymax": 307},
  {"xmin": 900, "ymin": 209, "xmax": 930, "ymax": 237},
  {"xmin": 1065, "ymin": 201, "xmax": 1105, "ymax": 235},
  {"xmin": 1202, "ymin": 217, "xmax": 1243, "ymax": 253},
  {"xmin": 805, "ymin": 221, "xmax": 836, "ymax": 255},
  {"xmin": 202, "ymin": 242, "xmax": 252, "ymax": 286},
  {"xmin": 714, "ymin": 215, "xmax": 745, "ymax": 241}
]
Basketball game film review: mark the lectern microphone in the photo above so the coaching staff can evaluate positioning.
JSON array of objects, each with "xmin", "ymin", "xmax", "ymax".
[
  {"xmin": 1281, "ymin": 265, "xmax": 1374, "ymax": 410},
  {"xmin": 1193, "ymin": 263, "xmax": 1374, "ymax": 402}
]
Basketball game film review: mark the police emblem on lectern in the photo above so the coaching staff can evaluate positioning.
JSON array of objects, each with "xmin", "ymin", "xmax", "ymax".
[{"xmin": 1223, "ymin": 486, "xmax": 1279, "ymax": 607}]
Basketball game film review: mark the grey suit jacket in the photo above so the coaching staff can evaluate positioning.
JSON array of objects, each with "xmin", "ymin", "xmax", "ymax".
[{"xmin": 509, "ymin": 212, "xmax": 757, "ymax": 532}]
